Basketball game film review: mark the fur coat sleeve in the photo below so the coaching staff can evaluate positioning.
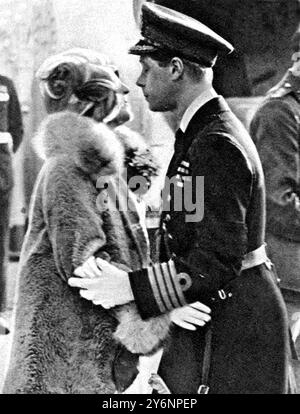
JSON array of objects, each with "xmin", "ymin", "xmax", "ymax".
[{"xmin": 41, "ymin": 159, "xmax": 109, "ymax": 282}]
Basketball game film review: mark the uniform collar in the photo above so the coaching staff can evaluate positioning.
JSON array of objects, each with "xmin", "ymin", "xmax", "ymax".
[
  {"xmin": 173, "ymin": 95, "xmax": 230, "ymax": 160},
  {"xmin": 180, "ymin": 88, "xmax": 218, "ymax": 133}
]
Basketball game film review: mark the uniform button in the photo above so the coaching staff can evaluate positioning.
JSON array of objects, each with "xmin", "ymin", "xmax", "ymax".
[
  {"xmin": 168, "ymin": 234, "xmax": 173, "ymax": 240},
  {"xmin": 176, "ymin": 273, "xmax": 192, "ymax": 291},
  {"xmin": 165, "ymin": 214, "xmax": 171, "ymax": 222}
]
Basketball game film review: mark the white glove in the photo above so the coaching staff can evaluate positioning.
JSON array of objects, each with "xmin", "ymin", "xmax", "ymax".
[
  {"xmin": 69, "ymin": 257, "xmax": 134, "ymax": 308},
  {"xmin": 170, "ymin": 301, "xmax": 211, "ymax": 331}
]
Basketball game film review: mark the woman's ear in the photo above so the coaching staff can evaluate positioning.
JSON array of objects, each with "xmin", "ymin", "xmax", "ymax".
[
  {"xmin": 92, "ymin": 91, "xmax": 116, "ymax": 123},
  {"xmin": 170, "ymin": 57, "xmax": 184, "ymax": 80},
  {"xmin": 92, "ymin": 102, "xmax": 107, "ymax": 122}
]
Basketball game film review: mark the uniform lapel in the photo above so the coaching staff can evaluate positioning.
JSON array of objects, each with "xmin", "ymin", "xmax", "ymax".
[
  {"xmin": 159, "ymin": 97, "xmax": 231, "ymax": 257},
  {"xmin": 166, "ymin": 96, "xmax": 230, "ymax": 179}
]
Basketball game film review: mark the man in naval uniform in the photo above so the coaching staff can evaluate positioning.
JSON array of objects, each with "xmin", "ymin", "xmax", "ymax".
[
  {"xmin": 0, "ymin": 75, "xmax": 23, "ymax": 335},
  {"xmin": 69, "ymin": 3, "xmax": 290, "ymax": 393},
  {"xmin": 250, "ymin": 28, "xmax": 300, "ymax": 343}
]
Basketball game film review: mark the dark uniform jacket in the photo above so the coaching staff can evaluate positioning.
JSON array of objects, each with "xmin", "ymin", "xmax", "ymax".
[
  {"xmin": 0, "ymin": 75, "xmax": 23, "ymax": 311},
  {"xmin": 129, "ymin": 96, "xmax": 289, "ymax": 394},
  {"xmin": 0, "ymin": 75, "xmax": 23, "ymax": 192},
  {"xmin": 250, "ymin": 70, "xmax": 300, "ymax": 244},
  {"xmin": 0, "ymin": 75, "xmax": 23, "ymax": 150},
  {"xmin": 250, "ymin": 71, "xmax": 300, "ymax": 293}
]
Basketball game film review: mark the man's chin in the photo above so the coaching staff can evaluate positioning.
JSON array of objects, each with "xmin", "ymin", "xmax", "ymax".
[
  {"xmin": 148, "ymin": 103, "xmax": 165, "ymax": 112},
  {"xmin": 146, "ymin": 101, "xmax": 171, "ymax": 113}
]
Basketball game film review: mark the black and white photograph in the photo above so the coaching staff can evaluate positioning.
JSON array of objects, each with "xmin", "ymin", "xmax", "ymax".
[{"xmin": 0, "ymin": 0, "xmax": 299, "ymax": 398}]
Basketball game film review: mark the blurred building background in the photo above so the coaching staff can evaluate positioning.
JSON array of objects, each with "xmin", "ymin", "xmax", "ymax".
[{"xmin": 0, "ymin": 0, "xmax": 299, "ymax": 251}]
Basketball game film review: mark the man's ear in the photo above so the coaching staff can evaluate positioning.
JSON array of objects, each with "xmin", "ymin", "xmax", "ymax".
[{"xmin": 170, "ymin": 57, "xmax": 184, "ymax": 80}]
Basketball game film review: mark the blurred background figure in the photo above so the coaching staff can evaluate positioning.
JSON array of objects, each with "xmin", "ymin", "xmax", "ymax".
[
  {"xmin": 250, "ymin": 27, "xmax": 300, "ymax": 344},
  {"xmin": 0, "ymin": 74, "xmax": 23, "ymax": 335}
]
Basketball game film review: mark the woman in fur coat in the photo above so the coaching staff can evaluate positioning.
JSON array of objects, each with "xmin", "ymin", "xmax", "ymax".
[{"xmin": 2, "ymin": 49, "xmax": 171, "ymax": 394}]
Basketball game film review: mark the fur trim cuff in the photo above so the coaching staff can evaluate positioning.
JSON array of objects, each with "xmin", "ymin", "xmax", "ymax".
[{"xmin": 113, "ymin": 302, "xmax": 170, "ymax": 355}]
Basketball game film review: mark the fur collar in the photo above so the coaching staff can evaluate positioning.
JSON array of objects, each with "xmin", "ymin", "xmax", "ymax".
[
  {"xmin": 34, "ymin": 111, "xmax": 124, "ymax": 177},
  {"xmin": 115, "ymin": 125, "xmax": 159, "ymax": 185},
  {"xmin": 115, "ymin": 125, "xmax": 149, "ymax": 156}
]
